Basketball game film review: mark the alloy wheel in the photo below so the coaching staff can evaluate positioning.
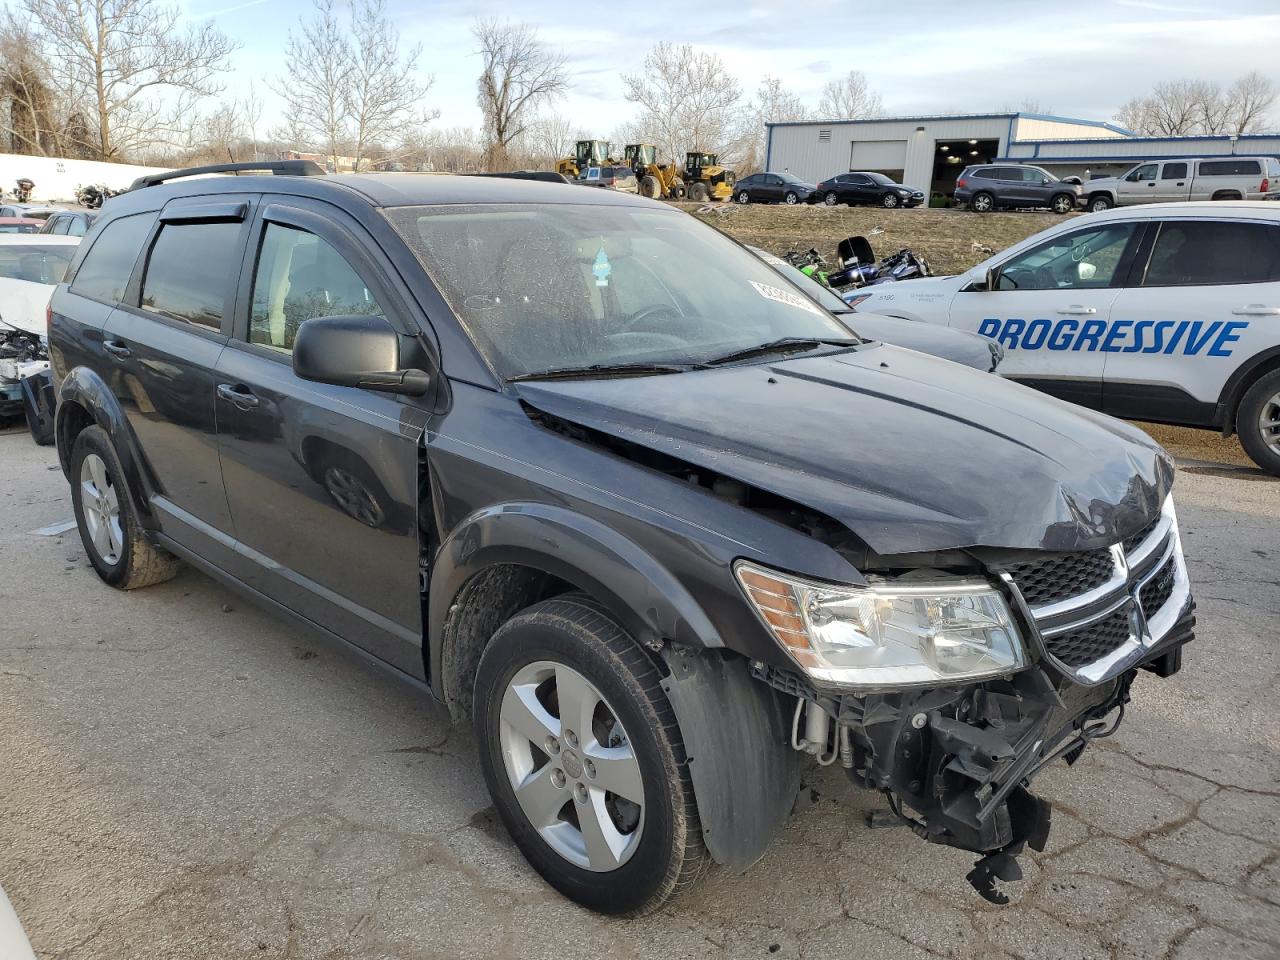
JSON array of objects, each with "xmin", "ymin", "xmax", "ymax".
[
  {"xmin": 1259, "ymin": 390, "xmax": 1280, "ymax": 456},
  {"xmin": 883, "ymin": 194, "xmax": 899, "ymax": 208},
  {"xmin": 322, "ymin": 465, "xmax": 385, "ymax": 527},
  {"xmin": 499, "ymin": 660, "xmax": 645, "ymax": 872},
  {"xmin": 79, "ymin": 453, "xmax": 123, "ymax": 565},
  {"xmin": 736, "ymin": 191, "xmax": 749, "ymax": 204},
  {"xmin": 824, "ymin": 192, "xmax": 838, "ymax": 206},
  {"xmin": 1052, "ymin": 195, "xmax": 1074, "ymax": 214},
  {"xmin": 785, "ymin": 192, "xmax": 798, "ymax": 204},
  {"xmin": 972, "ymin": 193, "xmax": 993, "ymax": 212}
]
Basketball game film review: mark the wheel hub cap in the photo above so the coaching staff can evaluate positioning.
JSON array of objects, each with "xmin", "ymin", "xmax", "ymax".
[
  {"xmin": 498, "ymin": 660, "xmax": 645, "ymax": 872},
  {"xmin": 1261, "ymin": 391, "xmax": 1280, "ymax": 455},
  {"xmin": 79, "ymin": 453, "xmax": 123, "ymax": 566}
]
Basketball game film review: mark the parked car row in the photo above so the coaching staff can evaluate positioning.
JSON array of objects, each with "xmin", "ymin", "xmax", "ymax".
[{"xmin": 732, "ymin": 171, "xmax": 924, "ymax": 208}]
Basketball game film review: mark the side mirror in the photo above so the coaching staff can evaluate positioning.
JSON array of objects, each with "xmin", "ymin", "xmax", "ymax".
[
  {"xmin": 1041, "ymin": 177, "xmax": 1050, "ymax": 185},
  {"xmin": 293, "ymin": 314, "xmax": 431, "ymax": 395},
  {"xmin": 981, "ymin": 265, "xmax": 997, "ymax": 291}
]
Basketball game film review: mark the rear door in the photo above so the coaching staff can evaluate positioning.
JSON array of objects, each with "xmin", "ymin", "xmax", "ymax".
[
  {"xmin": 761, "ymin": 174, "xmax": 784, "ymax": 202},
  {"xmin": 213, "ymin": 199, "xmax": 429, "ymax": 675},
  {"xmin": 1103, "ymin": 217, "xmax": 1280, "ymax": 424},
  {"xmin": 947, "ymin": 219, "xmax": 1146, "ymax": 408},
  {"xmin": 100, "ymin": 197, "xmax": 252, "ymax": 564},
  {"xmin": 1154, "ymin": 161, "xmax": 1190, "ymax": 202}
]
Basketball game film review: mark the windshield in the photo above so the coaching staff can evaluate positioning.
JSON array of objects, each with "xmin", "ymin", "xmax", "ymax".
[
  {"xmin": 0, "ymin": 244, "xmax": 75, "ymax": 283},
  {"xmin": 387, "ymin": 203, "xmax": 852, "ymax": 377},
  {"xmin": 747, "ymin": 247, "xmax": 852, "ymax": 315}
]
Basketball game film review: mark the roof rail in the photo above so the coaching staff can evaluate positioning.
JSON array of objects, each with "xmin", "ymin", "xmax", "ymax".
[{"xmin": 129, "ymin": 160, "xmax": 327, "ymax": 191}]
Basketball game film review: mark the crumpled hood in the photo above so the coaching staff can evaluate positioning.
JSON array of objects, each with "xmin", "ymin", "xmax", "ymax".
[
  {"xmin": 515, "ymin": 344, "xmax": 1174, "ymax": 555},
  {"xmin": 0, "ymin": 277, "xmax": 54, "ymax": 337}
]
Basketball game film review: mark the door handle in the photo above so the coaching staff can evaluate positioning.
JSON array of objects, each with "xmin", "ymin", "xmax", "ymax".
[
  {"xmin": 216, "ymin": 383, "xmax": 261, "ymax": 410},
  {"xmin": 1057, "ymin": 306, "xmax": 1098, "ymax": 316},
  {"xmin": 1232, "ymin": 304, "xmax": 1280, "ymax": 316},
  {"xmin": 102, "ymin": 339, "xmax": 131, "ymax": 359}
]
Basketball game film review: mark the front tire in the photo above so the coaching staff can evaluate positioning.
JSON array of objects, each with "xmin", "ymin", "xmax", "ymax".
[
  {"xmin": 881, "ymin": 192, "xmax": 900, "ymax": 208},
  {"xmin": 971, "ymin": 191, "xmax": 995, "ymax": 213},
  {"xmin": 70, "ymin": 426, "xmax": 180, "ymax": 589},
  {"xmin": 784, "ymin": 191, "xmax": 799, "ymax": 205},
  {"xmin": 1051, "ymin": 193, "xmax": 1075, "ymax": 214},
  {"xmin": 474, "ymin": 598, "xmax": 706, "ymax": 915},
  {"xmin": 1086, "ymin": 194, "xmax": 1112, "ymax": 213},
  {"xmin": 1237, "ymin": 369, "xmax": 1280, "ymax": 476}
]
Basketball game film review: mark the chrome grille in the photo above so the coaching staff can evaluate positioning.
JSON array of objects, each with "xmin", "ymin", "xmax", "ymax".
[{"xmin": 1000, "ymin": 503, "xmax": 1191, "ymax": 684}]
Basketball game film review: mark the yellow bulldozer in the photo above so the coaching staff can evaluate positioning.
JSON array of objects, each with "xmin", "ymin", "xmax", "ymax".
[
  {"xmin": 555, "ymin": 139, "xmax": 614, "ymax": 180},
  {"xmin": 684, "ymin": 151, "xmax": 736, "ymax": 202},
  {"xmin": 624, "ymin": 143, "xmax": 686, "ymax": 200}
]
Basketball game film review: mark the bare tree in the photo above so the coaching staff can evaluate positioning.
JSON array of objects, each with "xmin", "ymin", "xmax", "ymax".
[
  {"xmin": 22, "ymin": 0, "xmax": 237, "ymax": 160},
  {"xmin": 0, "ymin": 14, "xmax": 72, "ymax": 155},
  {"xmin": 817, "ymin": 70, "xmax": 883, "ymax": 120},
  {"xmin": 1116, "ymin": 73, "xmax": 1276, "ymax": 136},
  {"xmin": 473, "ymin": 18, "xmax": 568, "ymax": 169},
  {"xmin": 345, "ymin": 0, "xmax": 436, "ymax": 171},
  {"xmin": 622, "ymin": 43, "xmax": 742, "ymax": 163},
  {"xmin": 525, "ymin": 111, "xmax": 583, "ymax": 167},
  {"xmin": 740, "ymin": 75, "xmax": 809, "ymax": 174},
  {"xmin": 276, "ymin": 0, "xmax": 350, "ymax": 170}
]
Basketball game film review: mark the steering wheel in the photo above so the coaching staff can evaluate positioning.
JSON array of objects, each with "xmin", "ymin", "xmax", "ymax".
[{"xmin": 625, "ymin": 303, "xmax": 685, "ymax": 334}]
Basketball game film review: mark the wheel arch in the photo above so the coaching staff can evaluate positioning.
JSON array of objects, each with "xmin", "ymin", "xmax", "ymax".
[
  {"xmin": 55, "ymin": 366, "xmax": 156, "ymax": 525},
  {"xmin": 1217, "ymin": 346, "xmax": 1280, "ymax": 436},
  {"xmin": 427, "ymin": 502, "xmax": 723, "ymax": 718}
]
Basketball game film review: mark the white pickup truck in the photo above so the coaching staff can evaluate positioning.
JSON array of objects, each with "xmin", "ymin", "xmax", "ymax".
[{"xmin": 1082, "ymin": 156, "xmax": 1280, "ymax": 212}]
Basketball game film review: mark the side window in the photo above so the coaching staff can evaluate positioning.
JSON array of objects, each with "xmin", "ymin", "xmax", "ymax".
[
  {"xmin": 140, "ymin": 221, "xmax": 242, "ymax": 329},
  {"xmin": 1198, "ymin": 159, "xmax": 1261, "ymax": 176},
  {"xmin": 765, "ymin": 175, "xmax": 782, "ymax": 186},
  {"xmin": 69, "ymin": 212, "xmax": 156, "ymax": 304},
  {"xmin": 67, "ymin": 217, "xmax": 88, "ymax": 238},
  {"xmin": 1143, "ymin": 220, "xmax": 1280, "ymax": 287},
  {"xmin": 1127, "ymin": 164, "xmax": 1158, "ymax": 182},
  {"xmin": 996, "ymin": 223, "xmax": 1138, "ymax": 291},
  {"xmin": 50, "ymin": 216, "xmax": 70, "ymax": 235},
  {"xmin": 851, "ymin": 175, "xmax": 870, "ymax": 185},
  {"xmin": 1161, "ymin": 162, "xmax": 1188, "ymax": 180},
  {"xmin": 249, "ymin": 223, "xmax": 383, "ymax": 353}
]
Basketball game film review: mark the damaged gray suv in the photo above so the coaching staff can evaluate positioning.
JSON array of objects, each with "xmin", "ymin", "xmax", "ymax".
[{"xmin": 48, "ymin": 162, "xmax": 1195, "ymax": 915}]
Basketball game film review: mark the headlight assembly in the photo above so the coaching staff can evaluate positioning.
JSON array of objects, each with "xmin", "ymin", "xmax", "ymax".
[{"xmin": 735, "ymin": 561, "xmax": 1026, "ymax": 688}]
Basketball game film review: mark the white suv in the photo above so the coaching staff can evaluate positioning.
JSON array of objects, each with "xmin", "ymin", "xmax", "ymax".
[{"xmin": 846, "ymin": 202, "xmax": 1280, "ymax": 473}]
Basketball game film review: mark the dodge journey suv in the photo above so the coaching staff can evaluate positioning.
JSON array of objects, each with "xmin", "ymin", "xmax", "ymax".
[{"xmin": 48, "ymin": 162, "xmax": 1195, "ymax": 915}]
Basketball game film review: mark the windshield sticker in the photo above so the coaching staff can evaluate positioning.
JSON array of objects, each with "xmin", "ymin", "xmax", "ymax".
[
  {"xmin": 592, "ymin": 247, "xmax": 611, "ymax": 287},
  {"xmin": 748, "ymin": 280, "xmax": 824, "ymax": 317}
]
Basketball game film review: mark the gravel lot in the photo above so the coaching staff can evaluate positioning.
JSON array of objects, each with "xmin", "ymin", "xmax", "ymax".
[{"xmin": 1, "ymin": 421, "xmax": 1277, "ymax": 960}]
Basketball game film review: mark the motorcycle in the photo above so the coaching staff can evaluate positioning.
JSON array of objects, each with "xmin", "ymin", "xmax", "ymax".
[
  {"xmin": 14, "ymin": 178, "xmax": 34, "ymax": 202},
  {"xmin": 76, "ymin": 184, "xmax": 120, "ymax": 209},
  {"xmin": 785, "ymin": 236, "xmax": 933, "ymax": 293}
]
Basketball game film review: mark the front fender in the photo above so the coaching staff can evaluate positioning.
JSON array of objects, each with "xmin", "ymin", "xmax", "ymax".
[
  {"xmin": 427, "ymin": 501, "xmax": 723, "ymax": 695},
  {"xmin": 56, "ymin": 366, "xmax": 155, "ymax": 525}
]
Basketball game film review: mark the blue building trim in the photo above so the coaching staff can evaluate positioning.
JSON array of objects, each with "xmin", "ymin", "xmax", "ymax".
[{"xmin": 995, "ymin": 152, "xmax": 1280, "ymax": 164}]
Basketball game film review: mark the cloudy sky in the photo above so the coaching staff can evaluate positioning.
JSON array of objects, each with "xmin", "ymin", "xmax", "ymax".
[{"xmin": 181, "ymin": 0, "xmax": 1280, "ymax": 134}]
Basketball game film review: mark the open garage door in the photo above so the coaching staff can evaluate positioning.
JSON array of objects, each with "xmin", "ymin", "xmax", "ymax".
[{"xmin": 849, "ymin": 139, "xmax": 908, "ymax": 181}]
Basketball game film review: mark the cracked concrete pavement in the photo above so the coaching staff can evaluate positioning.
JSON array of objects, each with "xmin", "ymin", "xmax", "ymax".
[{"xmin": 1, "ymin": 423, "xmax": 1277, "ymax": 960}]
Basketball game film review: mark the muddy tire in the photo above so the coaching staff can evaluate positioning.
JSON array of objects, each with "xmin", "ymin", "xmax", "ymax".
[
  {"xmin": 474, "ymin": 597, "xmax": 707, "ymax": 915},
  {"xmin": 688, "ymin": 182, "xmax": 709, "ymax": 202},
  {"xmin": 639, "ymin": 175, "xmax": 660, "ymax": 199},
  {"xmin": 1237, "ymin": 369, "xmax": 1280, "ymax": 476},
  {"xmin": 70, "ymin": 425, "xmax": 180, "ymax": 589}
]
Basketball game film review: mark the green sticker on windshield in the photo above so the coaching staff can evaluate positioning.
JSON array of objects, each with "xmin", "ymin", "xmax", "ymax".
[{"xmin": 592, "ymin": 247, "xmax": 611, "ymax": 287}]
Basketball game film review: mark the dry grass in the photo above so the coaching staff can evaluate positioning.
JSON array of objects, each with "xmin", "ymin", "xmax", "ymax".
[{"xmin": 683, "ymin": 201, "xmax": 1080, "ymax": 276}]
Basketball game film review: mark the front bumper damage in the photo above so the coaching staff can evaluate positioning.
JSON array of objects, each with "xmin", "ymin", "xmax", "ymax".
[{"xmin": 752, "ymin": 607, "xmax": 1194, "ymax": 903}]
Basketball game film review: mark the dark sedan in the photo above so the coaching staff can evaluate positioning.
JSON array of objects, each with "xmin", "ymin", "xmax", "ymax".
[
  {"xmin": 815, "ymin": 172, "xmax": 924, "ymax": 208},
  {"xmin": 733, "ymin": 172, "xmax": 816, "ymax": 205}
]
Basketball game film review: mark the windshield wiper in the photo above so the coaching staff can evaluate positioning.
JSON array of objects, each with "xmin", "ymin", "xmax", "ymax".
[
  {"xmin": 702, "ymin": 336, "xmax": 860, "ymax": 367},
  {"xmin": 508, "ymin": 361, "xmax": 698, "ymax": 382}
]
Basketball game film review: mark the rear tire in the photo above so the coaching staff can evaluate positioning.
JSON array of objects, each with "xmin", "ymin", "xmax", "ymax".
[
  {"xmin": 70, "ymin": 426, "xmax": 180, "ymax": 589},
  {"xmin": 971, "ymin": 191, "xmax": 995, "ymax": 213},
  {"xmin": 1050, "ymin": 193, "xmax": 1075, "ymax": 214},
  {"xmin": 824, "ymin": 191, "xmax": 839, "ymax": 206},
  {"xmin": 1237, "ymin": 369, "xmax": 1280, "ymax": 476},
  {"xmin": 474, "ymin": 597, "xmax": 706, "ymax": 915},
  {"xmin": 735, "ymin": 190, "xmax": 750, "ymax": 204},
  {"xmin": 1086, "ymin": 194, "xmax": 1112, "ymax": 213},
  {"xmin": 1212, "ymin": 191, "xmax": 1243, "ymax": 201}
]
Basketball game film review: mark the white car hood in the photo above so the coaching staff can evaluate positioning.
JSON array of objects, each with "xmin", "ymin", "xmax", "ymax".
[{"xmin": 0, "ymin": 277, "xmax": 55, "ymax": 337}]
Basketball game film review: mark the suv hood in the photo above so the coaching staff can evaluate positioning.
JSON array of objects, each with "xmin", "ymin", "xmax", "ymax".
[{"xmin": 515, "ymin": 344, "xmax": 1172, "ymax": 556}]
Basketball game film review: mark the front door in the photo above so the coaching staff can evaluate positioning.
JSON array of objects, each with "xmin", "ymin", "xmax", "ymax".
[
  {"xmin": 1118, "ymin": 163, "xmax": 1160, "ymax": 204},
  {"xmin": 948, "ymin": 220, "xmax": 1146, "ymax": 408},
  {"xmin": 101, "ymin": 197, "xmax": 252, "ymax": 564},
  {"xmin": 213, "ymin": 201, "xmax": 430, "ymax": 676}
]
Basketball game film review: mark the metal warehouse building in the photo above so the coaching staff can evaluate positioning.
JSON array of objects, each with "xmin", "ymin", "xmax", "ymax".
[{"xmin": 764, "ymin": 112, "xmax": 1280, "ymax": 202}]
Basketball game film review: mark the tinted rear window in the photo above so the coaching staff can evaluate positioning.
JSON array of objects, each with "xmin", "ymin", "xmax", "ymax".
[
  {"xmin": 140, "ymin": 221, "xmax": 241, "ymax": 329},
  {"xmin": 1143, "ymin": 220, "xmax": 1280, "ymax": 286},
  {"xmin": 69, "ymin": 212, "xmax": 155, "ymax": 303},
  {"xmin": 1199, "ymin": 159, "xmax": 1261, "ymax": 176}
]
